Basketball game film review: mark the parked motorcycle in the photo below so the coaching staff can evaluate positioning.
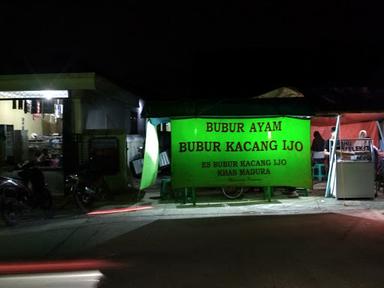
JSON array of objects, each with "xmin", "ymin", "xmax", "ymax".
[
  {"xmin": 65, "ymin": 167, "xmax": 109, "ymax": 213},
  {"xmin": 0, "ymin": 161, "xmax": 53, "ymax": 226}
]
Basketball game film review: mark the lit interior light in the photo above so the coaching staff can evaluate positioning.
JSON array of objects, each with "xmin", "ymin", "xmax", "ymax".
[
  {"xmin": 138, "ymin": 99, "xmax": 144, "ymax": 115},
  {"xmin": 41, "ymin": 90, "xmax": 55, "ymax": 100},
  {"xmin": 0, "ymin": 90, "xmax": 68, "ymax": 99}
]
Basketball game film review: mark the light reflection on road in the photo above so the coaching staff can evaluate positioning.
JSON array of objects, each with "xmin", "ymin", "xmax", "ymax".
[{"xmin": 0, "ymin": 270, "xmax": 103, "ymax": 288}]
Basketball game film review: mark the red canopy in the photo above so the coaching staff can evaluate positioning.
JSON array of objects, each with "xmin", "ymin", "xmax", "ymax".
[
  {"xmin": 311, "ymin": 113, "xmax": 384, "ymax": 126},
  {"xmin": 311, "ymin": 113, "xmax": 384, "ymax": 148}
]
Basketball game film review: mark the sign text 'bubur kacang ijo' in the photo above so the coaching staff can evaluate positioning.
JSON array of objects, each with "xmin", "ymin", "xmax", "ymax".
[{"xmin": 178, "ymin": 121, "xmax": 304, "ymax": 152}]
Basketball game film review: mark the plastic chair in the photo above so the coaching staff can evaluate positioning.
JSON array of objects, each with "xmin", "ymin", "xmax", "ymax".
[
  {"xmin": 160, "ymin": 177, "xmax": 172, "ymax": 200},
  {"xmin": 312, "ymin": 163, "xmax": 326, "ymax": 181}
]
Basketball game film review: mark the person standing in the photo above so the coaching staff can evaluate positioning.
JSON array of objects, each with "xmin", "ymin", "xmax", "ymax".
[
  {"xmin": 311, "ymin": 131, "xmax": 325, "ymax": 164},
  {"xmin": 323, "ymin": 126, "xmax": 338, "ymax": 174},
  {"xmin": 324, "ymin": 127, "xmax": 337, "ymax": 157}
]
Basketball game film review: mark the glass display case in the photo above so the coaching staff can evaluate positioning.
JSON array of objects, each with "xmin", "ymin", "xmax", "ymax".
[
  {"xmin": 333, "ymin": 138, "xmax": 375, "ymax": 199},
  {"xmin": 336, "ymin": 138, "xmax": 373, "ymax": 162},
  {"xmin": 28, "ymin": 135, "xmax": 63, "ymax": 168}
]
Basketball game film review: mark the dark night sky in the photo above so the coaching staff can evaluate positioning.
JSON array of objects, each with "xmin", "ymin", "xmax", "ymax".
[{"xmin": 1, "ymin": 2, "xmax": 384, "ymax": 104}]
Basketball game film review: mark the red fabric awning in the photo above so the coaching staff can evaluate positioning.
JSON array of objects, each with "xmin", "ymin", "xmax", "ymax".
[
  {"xmin": 311, "ymin": 113, "xmax": 384, "ymax": 126},
  {"xmin": 311, "ymin": 113, "xmax": 384, "ymax": 148}
]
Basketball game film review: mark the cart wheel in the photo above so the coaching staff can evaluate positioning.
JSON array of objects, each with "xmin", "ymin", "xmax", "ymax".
[{"xmin": 222, "ymin": 187, "xmax": 244, "ymax": 199}]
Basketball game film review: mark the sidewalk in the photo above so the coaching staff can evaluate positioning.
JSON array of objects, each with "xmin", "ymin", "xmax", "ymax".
[
  {"xmin": 1, "ymin": 180, "xmax": 384, "ymax": 261},
  {"xmin": 4, "ymin": 180, "xmax": 384, "ymax": 225},
  {"xmin": 100, "ymin": 181, "xmax": 384, "ymax": 220}
]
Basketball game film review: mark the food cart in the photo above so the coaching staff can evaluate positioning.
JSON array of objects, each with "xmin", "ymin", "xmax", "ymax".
[
  {"xmin": 311, "ymin": 113, "xmax": 384, "ymax": 199},
  {"xmin": 334, "ymin": 138, "xmax": 376, "ymax": 199},
  {"xmin": 139, "ymin": 88, "xmax": 315, "ymax": 203}
]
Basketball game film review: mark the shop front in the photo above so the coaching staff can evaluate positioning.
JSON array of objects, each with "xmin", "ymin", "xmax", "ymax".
[
  {"xmin": 0, "ymin": 73, "xmax": 143, "ymax": 196},
  {"xmin": 0, "ymin": 90, "xmax": 66, "ymax": 194}
]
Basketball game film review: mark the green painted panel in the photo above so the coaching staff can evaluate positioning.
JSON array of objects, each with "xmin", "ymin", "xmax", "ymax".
[{"xmin": 171, "ymin": 117, "xmax": 311, "ymax": 189}]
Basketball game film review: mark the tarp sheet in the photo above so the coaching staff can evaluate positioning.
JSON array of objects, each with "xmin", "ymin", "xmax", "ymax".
[
  {"xmin": 140, "ymin": 120, "xmax": 159, "ymax": 190},
  {"xmin": 311, "ymin": 113, "xmax": 384, "ymax": 148}
]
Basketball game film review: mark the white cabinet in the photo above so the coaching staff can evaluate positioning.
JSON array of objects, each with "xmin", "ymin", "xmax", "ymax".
[
  {"xmin": 333, "ymin": 138, "xmax": 376, "ymax": 199},
  {"xmin": 336, "ymin": 161, "xmax": 375, "ymax": 199}
]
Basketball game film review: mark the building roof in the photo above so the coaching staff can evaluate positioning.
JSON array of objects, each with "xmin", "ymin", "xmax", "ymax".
[{"xmin": 0, "ymin": 72, "xmax": 139, "ymax": 107}]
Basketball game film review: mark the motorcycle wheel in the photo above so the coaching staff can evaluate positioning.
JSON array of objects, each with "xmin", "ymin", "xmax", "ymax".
[
  {"xmin": 73, "ymin": 183, "xmax": 97, "ymax": 213},
  {"xmin": 1, "ymin": 197, "xmax": 23, "ymax": 226},
  {"xmin": 222, "ymin": 187, "xmax": 244, "ymax": 199}
]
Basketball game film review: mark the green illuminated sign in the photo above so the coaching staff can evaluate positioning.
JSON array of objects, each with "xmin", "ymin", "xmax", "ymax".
[{"xmin": 171, "ymin": 117, "xmax": 311, "ymax": 189}]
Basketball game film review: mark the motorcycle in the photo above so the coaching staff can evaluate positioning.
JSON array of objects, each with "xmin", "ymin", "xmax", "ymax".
[
  {"xmin": 66, "ymin": 154, "xmax": 150, "ymax": 212},
  {"xmin": 65, "ymin": 166, "xmax": 109, "ymax": 213},
  {"xmin": 0, "ymin": 161, "xmax": 53, "ymax": 226}
]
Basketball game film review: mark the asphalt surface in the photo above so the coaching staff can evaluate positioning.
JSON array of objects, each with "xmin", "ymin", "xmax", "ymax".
[
  {"xmin": 91, "ymin": 213, "xmax": 384, "ymax": 288},
  {"xmin": 1, "ymin": 187, "xmax": 384, "ymax": 287}
]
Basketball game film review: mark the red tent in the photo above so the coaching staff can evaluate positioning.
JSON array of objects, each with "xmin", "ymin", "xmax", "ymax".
[{"xmin": 311, "ymin": 113, "xmax": 384, "ymax": 148}]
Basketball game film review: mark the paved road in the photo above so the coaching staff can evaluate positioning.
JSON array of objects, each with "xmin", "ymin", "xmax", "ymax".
[
  {"xmin": 82, "ymin": 213, "xmax": 384, "ymax": 288},
  {"xmin": 2, "ymin": 211, "xmax": 384, "ymax": 287}
]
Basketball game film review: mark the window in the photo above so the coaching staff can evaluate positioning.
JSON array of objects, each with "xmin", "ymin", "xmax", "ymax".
[{"xmin": 89, "ymin": 137, "xmax": 120, "ymax": 174}]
